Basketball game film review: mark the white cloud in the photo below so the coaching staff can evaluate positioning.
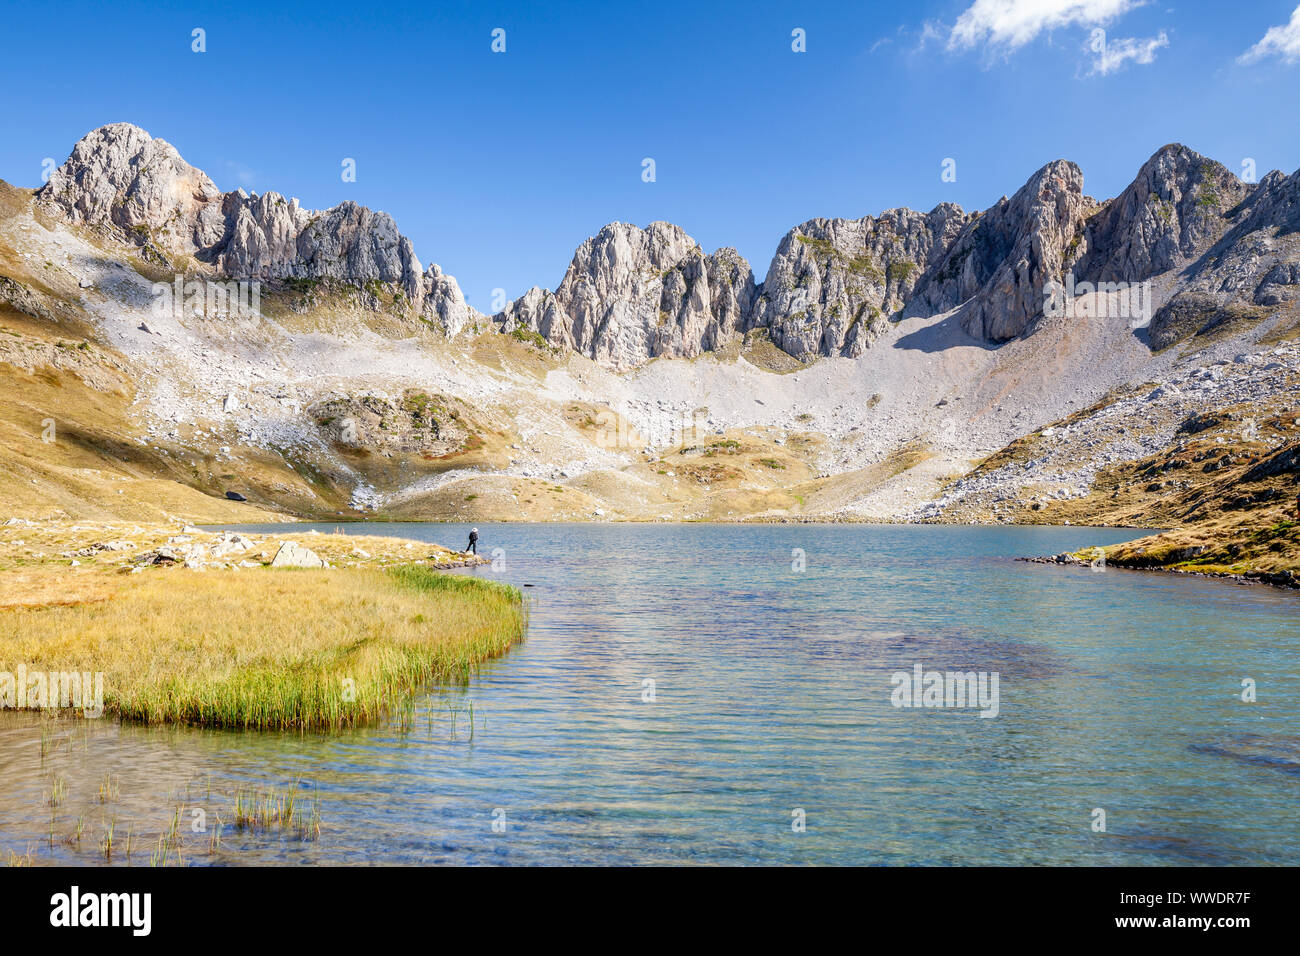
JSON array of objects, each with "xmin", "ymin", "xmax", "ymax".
[
  {"xmin": 917, "ymin": 20, "xmax": 947, "ymax": 50},
  {"xmin": 873, "ymin": 20, "xmax": 947, "ymax": 57},
  {"xmin": 1090, "ymin": 30, "xmax": 1169, "ymax": 74},
  {"xmin": 950, "ymin": 0, "xmax": 1141, "ymax": 51},
  {"xmin": 1239, "ymin": 5, "xmax": 1300, "ymax": 64}
]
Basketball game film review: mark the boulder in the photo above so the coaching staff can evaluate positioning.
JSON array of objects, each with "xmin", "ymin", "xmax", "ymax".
[
  {"xmin": 270, "ymin": 541, "xmax": 325, "ymax": 568},
  {"xmin": 211, "ymin": 533, "xmax": 255, "ymax": 558}
]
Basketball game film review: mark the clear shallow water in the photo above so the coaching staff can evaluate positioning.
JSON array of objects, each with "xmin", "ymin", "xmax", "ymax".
[{"xmin": 2, "ymin": 523, "xmax": 1298, "ymax": 866}]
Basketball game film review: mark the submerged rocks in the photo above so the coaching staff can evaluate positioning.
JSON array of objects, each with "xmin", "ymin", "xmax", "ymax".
[{"xmin": 1020, "ymin": 552, "xmax": 1087, "ymax": 566}]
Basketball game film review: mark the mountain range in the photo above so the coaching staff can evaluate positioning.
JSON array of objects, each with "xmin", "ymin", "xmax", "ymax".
[
  {"xmin": 2, "ymin": 122, "xmax": 1298, "ymax": 584},
  {"xmin": 32, "ymin": 123, "xmax": 1300, "ymax": 367}
]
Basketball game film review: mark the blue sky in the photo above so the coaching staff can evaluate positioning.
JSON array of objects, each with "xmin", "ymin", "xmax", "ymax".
[{"xmin": 3, "ymin": 0, "xmax": 1300, "ymax": 310}]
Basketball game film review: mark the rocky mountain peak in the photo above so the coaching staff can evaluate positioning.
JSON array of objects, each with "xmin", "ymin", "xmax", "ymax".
[
  {"xmin": 1079, "ymin": 143, "xmax": 1249, "ymax": 283},
  {"xmin": 1144, "ymin": 156, "xmax": 1300, "ymax": 350},
  {"xmin": 39, "ymin": 123, "xmax": 224, "ymax": 259},
  {"xmin": 912, "ymin": 158, "xmax": 1093, "ymax": 341},
  {"xmin": 36, "ymin": 123, "xmax": 478, "ymax": 334},
  {"xmin": 31, "ymin": 125, "xmax": 1300, "ymax": 367},
  {"xmin": 497, "ymin": 220, "xmax": 756, "ymax": 368},
  {"xmin": 752, "ymin": 203, "xmax": 973, "ymax": 359}
]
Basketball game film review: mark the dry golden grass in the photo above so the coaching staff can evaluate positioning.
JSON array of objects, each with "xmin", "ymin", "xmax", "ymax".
[
  {"xmin": 0, "ymin": 521, "xmax": 515, "ymax": 728},
  {"xmin": 0, "ymin": 523, "xmax": 486, "ymax": 588},
  {"xmin": 0, "ymin": 180, "xmax": 30, "ymax": 219},
  {"xmin": 0, "ymin": 568, "xmax": 112, "ymax": 609},
  {"xmin": 0, "ymin": 562, "xmax": 524, "ymax": 729},
  {"xmin": 705, "ymin": 329, "xmax": 811, "ymax": 373},
  {"xmin": 1092, "ymin": 512, "xmax": 1300, "ymax": 582},
  {"xmin": 937, "ymin": 378, "xmax": 1300, "ymax": 574}
]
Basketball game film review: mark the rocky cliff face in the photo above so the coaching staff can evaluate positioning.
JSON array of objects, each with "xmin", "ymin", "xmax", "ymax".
[
  {"xmin": 497, "ymin": 222, "xmax": 756, "ymax": 368},
  {"xmin": 1104, "ymin": 152, "xmax": 1300, "ymax": 351},
  {"xmin": 1078, "ymin": 145, "xmax": 1249, "ymax": 283},
  {"xmin": 35, "ymin": 124, "xmax": 1300, "ymax": 366},
  {"xmin": 501, "ymin": 148, "xmax": 1289, "ymax": 362},
  {"xmin": 498, "ymin": 208, "xmax": 975, "ymax": 366},
  {"xmin": 750, "ymin": 206, "xmax": 971, "ymax": 359},
  {"xmin": 909, "ymin": 160, "xmax": 1095, "ymax": 341},
  {"xmin": 1180, "ymin": 164, "xmax": 1300, "ymax": 311},
  {"xmin": 39, "ymin": 123, "xmax": 226, "ymax": 258},
  {"xmin": 509, "ymin": 147, "xmax": 1297, "ymax": 362},
  {"xmin": 37, "ymin": 124, "xmax": 478, "ymax": 334}
]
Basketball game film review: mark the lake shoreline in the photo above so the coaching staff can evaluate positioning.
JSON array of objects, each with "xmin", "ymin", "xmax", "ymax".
[
  {"xmin": 1021, "ymin": 551, "xmax": 1300, "ymax": 591},
  {"xmin": 0, "ymin": 521, "xmax": 524, "ymax": 730}
]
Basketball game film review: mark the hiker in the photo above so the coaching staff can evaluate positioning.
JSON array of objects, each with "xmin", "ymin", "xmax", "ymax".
[{"xmin": 467, "ymin": 527, "xmax": 479, "ymax": 555}]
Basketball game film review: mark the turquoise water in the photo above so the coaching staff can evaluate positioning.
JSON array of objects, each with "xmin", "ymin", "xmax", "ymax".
[{"xmin": 2, "ymin": 523, "xmax": 1298, "ymax": 865}]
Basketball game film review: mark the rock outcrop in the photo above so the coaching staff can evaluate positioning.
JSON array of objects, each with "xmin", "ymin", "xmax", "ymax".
[
  {"xmin": 1147, "ymin": 293, "xmax": 1262, "ymax": 351},
  {"xmin": 496, "ymin": 222, "xmax": 757, "ymax": 368},
  {"xmin": 270, "ymin": 541, "xmax": 324, "ymax": 568},
  {"xmin": 1129, "ymin": 154, "xmax": 1300, "ymax": 350},
  {"xmin": 910, "ymin": 160, "xmax": 1095, "ymax": 341},
  {"xmin": 752, "ymin": 206, "xmax": 971, "ymax": 358},
  {"xmin": 502, "ymin": 150, "xmax": 1277, "ymax": 362},
  {"xmin": 310, "ymin": 390, "xmax": 471, "ymax": 457},
  {"xmin": 1077, "ymin": 145, "xmax": 1249, "ymax": 283},
  {"xmin": 39, "ymin": 123, "xmax": 225, "ymax": 258},
  {"xmin": 37, "ymin": 123, "xmax": 479, "ymax": 334}
]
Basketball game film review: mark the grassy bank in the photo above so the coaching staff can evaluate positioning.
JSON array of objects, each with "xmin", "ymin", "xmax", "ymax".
[
  {"xmin": 0, "ymin": 528, "xmax": 526, "ymax": 729},
  {"xmin": 1073, "ymin": 515, "xmax": 1300, "ymax": 587},
  {"xmin": 1058, "ymin": 438, "xmax": 1300, "ymax": 587}
]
